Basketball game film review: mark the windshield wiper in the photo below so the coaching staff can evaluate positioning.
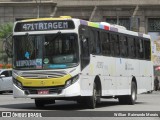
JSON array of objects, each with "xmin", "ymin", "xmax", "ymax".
[
  {"xmin": 25, "ymin": 32, "xmax": 32, "ymax": 41},
  {"xmin": 44, "ymin": 31, "xmax": 62, "ymax": 46},
  {"xmin": 53, "ymin": 31, "xmax": 61, "ymax": 40}
]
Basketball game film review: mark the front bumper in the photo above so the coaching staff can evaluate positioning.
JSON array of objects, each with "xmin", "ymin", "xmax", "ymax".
[{"xmin": 13, "ymin": 80, "xmax": 81, "ymax": 98}]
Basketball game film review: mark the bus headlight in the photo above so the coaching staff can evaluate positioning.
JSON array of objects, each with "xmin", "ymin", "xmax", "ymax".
[
  {"xmin": 13, "ymin": 78, "xmax": 23, "ymax": 89},
  {"xmin": 65, "ymin": 75, "xmax": 79, "ymax": 88}
]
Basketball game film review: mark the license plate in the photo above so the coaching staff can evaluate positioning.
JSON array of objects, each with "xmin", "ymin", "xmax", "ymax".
[{"xmin": 38, "ymin": 90, "xmax": 49, "ymax": 94}]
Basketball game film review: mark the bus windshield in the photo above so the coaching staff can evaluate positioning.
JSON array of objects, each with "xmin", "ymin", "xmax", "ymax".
[{"xmin": 13, "ymin": 33, "xmax": 79, "ymax": 69}]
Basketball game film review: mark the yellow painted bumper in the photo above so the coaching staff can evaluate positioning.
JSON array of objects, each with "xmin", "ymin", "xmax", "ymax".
[{"xmin": 16, "ymin": 74, "xmax": 71, "ymax": 87}]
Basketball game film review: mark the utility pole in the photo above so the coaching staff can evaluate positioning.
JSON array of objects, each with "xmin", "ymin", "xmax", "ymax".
[
  {"xmin": 35, "ymin": 0, "xmax": 41, "ymax": 18},
  {"xmin": 131, "ymin": 5, "xmax": 139, "ymax": 31}
]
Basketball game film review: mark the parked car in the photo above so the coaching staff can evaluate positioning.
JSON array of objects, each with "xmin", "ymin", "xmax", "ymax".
[{"xmin": 0, "ymin": 69, "xmax": 12, "ymax": 94}]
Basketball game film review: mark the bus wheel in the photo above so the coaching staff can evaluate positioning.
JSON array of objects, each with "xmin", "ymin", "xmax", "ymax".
[
  {"xmin": 118, "ymin": 96, "xmax": 127, "ymax": 104},
  {"xmin": 118, "ymin": 81, "xmax": 137, "ymax": 105},
  {"xmin": 77, "ymin": 97, "xmax": 86, "ymax": 105},
  {"xmin": 35, "ymin": 99, "xmax": 45, "ymax": 108},
  {"xmin": 35, "ymin": 99, "xmax": 55, "ymax": 108},
  {"xmin": 87, "ymin": 83, "xmax": 97, "ymax": 109},
  {"xmin": 127, "ymin": 81, "xmax": 137, "ymax": 105}
]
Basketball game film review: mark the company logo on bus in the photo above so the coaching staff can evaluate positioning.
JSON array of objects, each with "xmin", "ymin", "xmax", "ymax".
[{"xmin": 40, "ymin": 81, "xmax": 45, "ymax": 86}]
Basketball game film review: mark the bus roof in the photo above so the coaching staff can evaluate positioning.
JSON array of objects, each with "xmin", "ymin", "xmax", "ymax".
[
  {"xmin": 20, "ymin": 16, "xmax": 72, "ymax": 22},
  {"xmin": 79, "ymin": 19, "xmax": 150, "ymax": 39},
  {"xmin": 15, "ymin": 17, "xmax": 150, "ymax": 39}
]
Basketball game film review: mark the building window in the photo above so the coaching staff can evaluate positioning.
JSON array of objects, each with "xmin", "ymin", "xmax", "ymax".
[
  {"xmin": 106, "ymin": 18, "xmax": 130, "ymax": 30},
  {"xmin": 148, "ymin": 18, "xmax": 160, "ymax": 32}
]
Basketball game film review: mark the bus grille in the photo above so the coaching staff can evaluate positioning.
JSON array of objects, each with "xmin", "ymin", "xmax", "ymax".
[
  {"xmin": 18, "ymin": 71, "xmax": 67, "ymax": 79},
  {"xmin": 23, "ymin": 86, "xmax": 64, "ymax": 95}
]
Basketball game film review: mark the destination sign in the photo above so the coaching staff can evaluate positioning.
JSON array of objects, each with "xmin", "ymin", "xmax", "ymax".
[{"xmin": 14, "ymin": 20, "xmax": 75, "ymax": 32}]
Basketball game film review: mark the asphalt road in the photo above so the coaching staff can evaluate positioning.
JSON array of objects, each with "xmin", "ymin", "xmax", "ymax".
[
  {"xmin": 0, "ymin": 91, "xmax": 160, "ymax": 111},
  {"xmin": 0, "ymin": 91, "xmax": 160, "ymax": 120}
]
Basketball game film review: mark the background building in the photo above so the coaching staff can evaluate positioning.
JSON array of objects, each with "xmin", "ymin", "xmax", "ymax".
[
  {"xmin": 0, "ymin": 0, "xmax": 160, "ymax": 67},
  {"xmin": 1, "ymin": 0, "xmax": 160, "ymax": 33}
]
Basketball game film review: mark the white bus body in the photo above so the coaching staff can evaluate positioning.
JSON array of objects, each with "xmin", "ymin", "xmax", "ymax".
[{"xmin": 12, "ymin": 17, "xmax": 153, "ymax": 108}]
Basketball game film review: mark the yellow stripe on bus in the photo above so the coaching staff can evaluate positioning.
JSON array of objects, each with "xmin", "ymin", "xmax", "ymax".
[
  {"xmin": 16, "ymin": 74, "xmax": 71, "ymax": 87},
  {"xmin": 21, "ymin": 17, "xmax": 70, "ymax": 22}
]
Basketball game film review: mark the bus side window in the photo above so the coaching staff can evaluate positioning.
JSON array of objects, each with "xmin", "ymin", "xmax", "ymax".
[
  {"xmin": 79, "ymin": 25, "xmax": 90, "ymax": 70},
  {"xmin": 119, "ymin": 35, "xmax": 124, "ymax": 57},
  {"xmin": 139, "ymin": 39, "xmax": 144, "ymax": 59},
  {"xmin": 128, "ymin": 37, "xmax": 136, "ymax": 58},
  {"xmin": 133, "ymin": 38, "xmax": 137, "ymax": 58},
  {"xmin": 90, "ymin": 29, "xmax": 101, "ymax": 54},
  {"xmin": 144, "ymin": 39, "xmax": 151, "ymax": 60},
  {"xmin": 136, "ymin": 38, "xmax": 144, "ymax": 59},
  {"xmin": 81, "ymin": 36, "xmax": 89, "ymax": 56},
  {"xmin": 102, "ymin": 32, "xmax": 110, "ymax": 55},
  {"xmin": 135, "ymin": 39, "xmax": 139, "ymax": 58},
  {"xmin": 115, "ymin": 35, "xmax": 120, "ymax": 56},
  {"xmin": 80, "ymin": 35, "xmax": 90, "ymax": 70},
  {"xmin": 90, "ymin": 29, "xmax": 96, "ymax": 54},
  {"xmin": 110, "ymin": 34, "xmax": 120, "ymax": 57},
  {"xmin": 110, "ymin": 34, "xmax": 116, "ymax": 56},
  {"xmin": 123, "ymin": 36, "xmax": 128, "ymax": 57},
  {"xmin": 95, "ymin": 31, "xmax": 101, "ymax": 54}
]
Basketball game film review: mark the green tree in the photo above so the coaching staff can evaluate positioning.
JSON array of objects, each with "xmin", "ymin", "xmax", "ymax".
[
  {"xmin": 0, "ymin": 23, "xmax": 13, "ymax": 39},
  {"xmin": 0, "ymin": 23, "xmax": 13, "ymax": 64}
]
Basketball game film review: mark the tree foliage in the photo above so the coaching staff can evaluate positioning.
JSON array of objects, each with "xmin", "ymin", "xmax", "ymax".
[
  {"xmin": 0, "ymin": 23, "xmax": 13, "ymax": 39},
  {"xmin": 0, "ymin": 23, "xmax": 13, "ymax": 64}
]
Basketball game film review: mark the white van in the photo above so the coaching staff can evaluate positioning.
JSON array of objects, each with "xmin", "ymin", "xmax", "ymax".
[{"xmin": 0, "ymin": 69, "xmax": 12, "ymax": 94}]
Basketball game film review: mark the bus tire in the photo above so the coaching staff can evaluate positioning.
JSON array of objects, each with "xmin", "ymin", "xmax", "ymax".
[
  {"xmin": 127, "ymin": 81, "xmax": 137, "ymax": 105},
  {"xmin": 118, "ymin": 81, "xmax": 137, "ymax": 105},
  {"xmin": 77, "ymin": 97, "xmax": 86, "ymax": 105},
  {"xmin": 86, "ymin": 83, "xmax": 97, "ymax": 109},
  {"xmin": 35, "ymin": 99, "xmax": 55, "ymax": 108},
  {"xmin": 118, "ymin": 96, "xmax": 127, "ymax": 104},
  {"xmin": 35, "ymin": 99, "xmax": 45, "ymax": 108}
]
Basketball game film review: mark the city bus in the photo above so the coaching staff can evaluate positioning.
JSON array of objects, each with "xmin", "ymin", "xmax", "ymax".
[{"xmin": 12, "ymin": 16, "xmax": 153, "ymax": 109}]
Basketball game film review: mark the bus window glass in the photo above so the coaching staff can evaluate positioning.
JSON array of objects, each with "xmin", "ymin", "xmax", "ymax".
[
  {"xmin": 133, "ymin": 38, "xmax": 136, "ymax": 58},
  {"xmin": 115, "ymin": 35, "xmax": 120, "ymax": 56},
  {"xmin": 128, "ymin": 37, "xmax": 136, "ymax": 58},
  {"xmin": 90, "ymin": 29, "xmax": 96, "ymax": 53},
  {"xmin": 90, "ymin": 29, "xmax": 101, "ymax": 54},
  {"xmin": 124, "ymin": 36, "xmax": 128, "ymax": 57},
  {"xmin": 79, "ymin": 26, "xmax": 90, "ymax": 69},
  {"xmin": 80, "ymin": 35, "xmax": 90, "ymax": 70},
  {"xmin": 102, "ymin": 32, "xmax": 110, "ymax": 55},
  {"xmin": 135, "ymin": 38, "xmax": 140, "ymax": 58},
  {"xmin": 13, "ymin": 33, "xmax": 79, "ymax": 69},
  {"xmin": 119, "ymin": 35, "xmax": 124, "ymax": 57},
  {"xmin": 139, "ymin": 39, "xmax": 144, "ymax": 59},
  {"xmin": 96, "ymin": 31, "xmax": 101, "ymax": 54},
  {"xmin": 144, "ymin": 39, "xmax": 151, "ymax": 60},
  {"xmin": 136, "ymin": 38, "xmax": 144, "ymax": 59},
  {"xmin": 110, "ymin": 34, "xmax": 116, "ymax": 56}
]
